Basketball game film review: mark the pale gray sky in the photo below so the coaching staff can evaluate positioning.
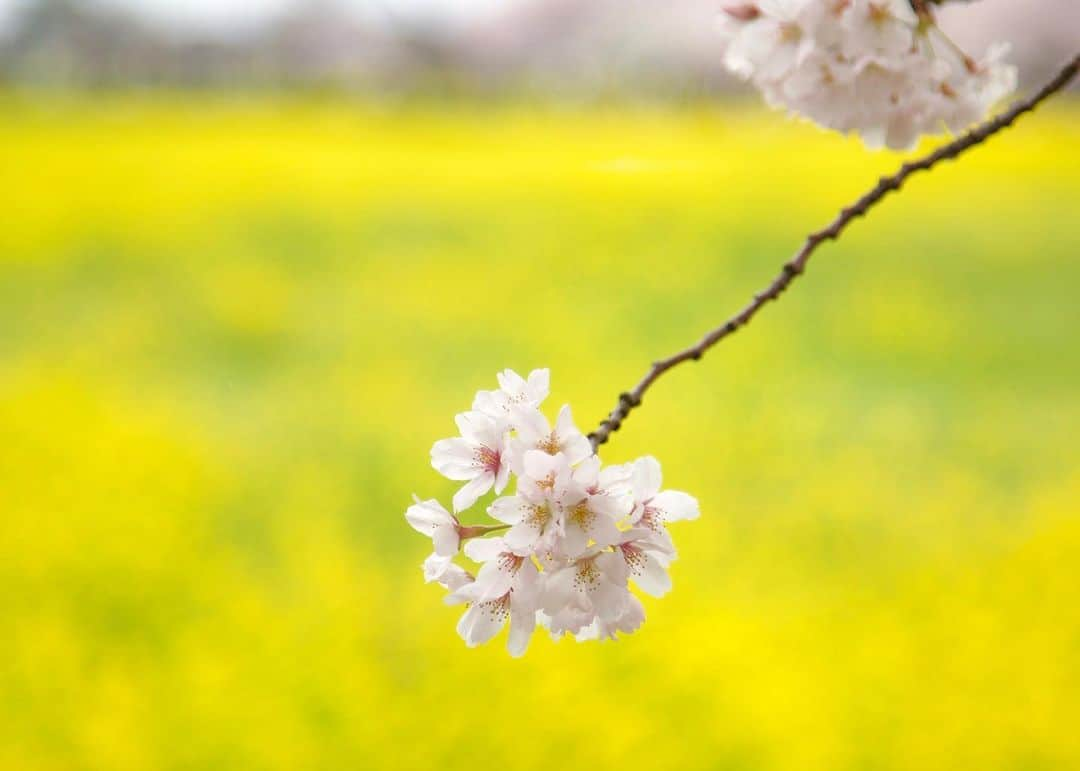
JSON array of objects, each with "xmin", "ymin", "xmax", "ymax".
[{"xmin": 0, "ymin": 0, "xmax": 521, "ymax": 35}]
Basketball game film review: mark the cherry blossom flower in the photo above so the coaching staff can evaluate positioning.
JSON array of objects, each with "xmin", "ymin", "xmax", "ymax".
[
  {"xmin": 613, "ymin": 528, "xmax": 678, "ymax": 598},
  {"xmin": 574, "ymin": 595, "xmax": 647, "ymax": 642},
  {"xmin": 841, "ymin": 0, "xmax": 917, "ymax": 59},
  {"xmin": 716, "ymin": 0, "xmax": 1017, "ymax": 149},
  {"xmin": 488, "ymin": 486, "xmax": 563, "ymax": 556},
  {"xmin": 628, "ymin": 456, "xmax": 701, "ymax": 529},
  {"xmin": 720, "ymin": 0, "xmax": 818, "ymax": 82},
  {"xmin": 408, "ymin": 367, "xmax": 701, "ymax": 655},
  {"xmin": 516, "ymin": 449, "xmax": 577, "ymax": 504},
  {"xmin": 446, "ymin": 537, "xmax": 541, "ymax": 657},
  {"xmin": 559, "ymin": 456, "xmax": 632, "ymax": 557},
  {"xmin": 423, "ymin": 554, "xmax": 473, "ymax": 591},
  {"xmin": 405, "ymin": 496, "xmax": 462, "ymax": 559},
  {"xmin": 510, "ymin": 403, "xmax": 592, "ymax": 470},
  {"xmin": 541, "ymin": 549, "xmax": 632, "ymax": 637},
  {"xmin": 472, "ymin": 368, "xmax": 550, "ymax": 425},
  {"xmin": 430, "ymin": 411, "xmax": 511, "ymax": 512}
]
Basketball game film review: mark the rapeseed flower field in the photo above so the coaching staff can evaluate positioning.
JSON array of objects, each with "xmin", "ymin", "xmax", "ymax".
[{"xmin": 1, "ymin": 95, "xmax": 1078, "ymax": 770}]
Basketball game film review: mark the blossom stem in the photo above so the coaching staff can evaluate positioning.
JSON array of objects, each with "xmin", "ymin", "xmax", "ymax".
[
  {"xmin": 458, "ymin": 523, "xmax": 511, "ymax": 541},
  {"xmin": 588, "ymin": 52, "xmax": 1080, "ymax": 452}
]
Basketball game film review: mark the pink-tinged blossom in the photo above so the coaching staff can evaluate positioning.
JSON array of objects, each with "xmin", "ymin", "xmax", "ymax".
[
  {"xmin": 510, "ymin": 403, "xmax": 592, "ymax": 470},
  {"xmin": 541, "ymin": 549, "xmax": 632, "ymax": 637},
  {"xmin": 446, "ymin": 537, "xmax": 541, "ymax": 657},
  {"xmin": 422, "ymin": 554, "xmax": 473, "ymax": 591},
  {"xmin": 614, "ymin": 529, "xmax": 678, "ymax": 598},
  {"xmin": 716, "ymin": 0, "xmax": 1017, "ymax": 149},
  {"xmin": 557, "ymin": 456, "xmax": 631, "ymax": 557},
  {"xmin": 574, "ymin": 595, "xmax": 647, "ymax": 642},
  {"xmin": 488, "ymin": 487, "xmax": 563, "ymax": 557},
  {"xmin": 410, "ymin": 367, "xmax": 701, "ymax": 655},
  {"xmin": 627, "ymin": 456, "xmax": 701, "ymax": 544},
  {"xmin": 405, "ymin": 496, "xmax": 462, "ymax": 557},
  {"xmin": 472, "ymin": 368, "xmax": 550, "ymax": 425},
  {"xmin": 516, "ymin": 449, "xmax": 577, "ymax": 504},
  {"xmin": 720, "ymin": 0, "xmax": 818, "ymax": 82},
  {"xmin": 430, "ymin": 411, "xmax": 511, "ymax": 512}
]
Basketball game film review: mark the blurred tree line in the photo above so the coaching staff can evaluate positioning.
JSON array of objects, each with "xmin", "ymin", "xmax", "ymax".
[{"xmin": 0, "ymin": 0, "xmax": 1074, "ymax": 97}]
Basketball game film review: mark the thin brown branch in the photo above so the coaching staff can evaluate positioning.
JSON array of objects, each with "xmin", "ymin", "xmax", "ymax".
[{"xmin": 589, "ymin": 52, "xmax": 1080, "ymax": 452}]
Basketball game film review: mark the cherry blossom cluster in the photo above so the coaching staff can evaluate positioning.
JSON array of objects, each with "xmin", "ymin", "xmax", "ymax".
[
  {"xmin": 405, "ymin": 368, "xmax": 699, "ymax": 657},
  {"xmin": 716, "ymin": 0, "xmax": 1017, "ymax": 149}
]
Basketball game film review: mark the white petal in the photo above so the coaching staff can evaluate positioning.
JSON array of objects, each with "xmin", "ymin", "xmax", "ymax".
[
  {"xmin": 574, "ymin": 619, "xmax": 602, "ymax": 642},
  {"xmin": 431, "ymin": 523, "xmax": 460, "ymax": 557},
  {"xmin": 405, "ymin": 498, "xmax": 455, "ymax": 534},
  {"xmin": 430, "ymin": 438, "xmax": 478, "ymax": 481},
  {"xmin": 452, "ymin": 473, "xmax": 493, "ymax": 513},
  {"xmin": 573, "ymin": 455, "xmax": 601, "ymax": 488},
  {"xmin": 463, "ymin": 536, "xmax": 506, "ymax": 563},
  {"xmin": 470, "ymin": 558, "xmax": 516, "ymax": 602},
  {"xmin": 540, "ymin": 566, "xmax": 576, "ymax": 616},
  {"xmin": 446, "ymin": 581, "xmax": 479, "ymax": 606},
  {"xmin": 422, "ymin": 553, "xmax": 452, "ymax": 583},
  {"xmin": 456, "ymin": 603, "xmax": 505, "ymax": 648},
  {"xmin": 598, "ymin": 462, "xmax": 632, "ymax": 493},
  {"xmin": 595, "ymin": 550, "xmax": 630, "ymax": 585},
  {"xmin": 590, "ymin": 579, "xmax": 630, "ymax": 622},
  {"xmin": 560, "ymin": 521, "xmax": 590, "ymax": 558},
  {"xmin": 590, "ymin": 490, "xmax": 633, "ymax": 520},
  {"xmin": 472, "ymin": 389, "xmax": 507, "ymax": 420},
  {"xmin": 489, "ymin": 496, "xmax": 525, "ymax": 525},
  {"xmin": 562, "ymin": 433, "xmax": 593, "ymax": 466},
  {"xmin": 615, "ymin": 595, "xmax": 646, "ymax": 635},
  {"xmin": 547, "ymin": 605, "xmax": 592, "ymax": 638},
  {"xmin": 494, "ymin": 455, "xmax": 511, "ymax": 494},
  {"xmin": 503, "ymin": 521, "xmax": 540, "ymax": 554},
  {"xmin": 523, "ymin": 449, "xmax": 562, "ymax": 481},
  {"xmin": 496, "ymin": 368, "xmax": 528, "ymax": 396},
  {"xmin": 507, "ymin": 609, "xmax": 536, "ymax": 658},
  {"xmin": 526, "ymin": 368, "xmax": 550, "ymax": 401},
  {"xmin": 633, "ymin": 554, "xmax": 672, "ymax": 598},
  {"xmin": 553, "ymin": 403, "xmax": 576, "ymax": 435},
  {"xmin": 440, "ymin": 563, "xmax": 473, "ymax": 592},
  {"xmin": 650, "ymin": 490, "xmax": 700, "ymax": 522},
  {"xmin": 632, "ymin": 456, "xmax": 663, "ymax": 501},
  {"xmin": 454, "ymin": 410, "xmax": 493, "ymax": 444},
  {"xmin": 513, "ymin": 405, "xmax": 549, "ymax": 443},
  {"xmin": 587, "ymin": 512, "xmax": 621, "ymax": 549},
  {"xmin": 513, "ymin": 560, "xmax": 541, "ymax": 608}
]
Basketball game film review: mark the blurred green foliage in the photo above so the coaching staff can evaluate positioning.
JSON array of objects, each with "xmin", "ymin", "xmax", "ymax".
[{"xmin": 1, "ymin": 96, "xmax": 1078, "ymax": 770}]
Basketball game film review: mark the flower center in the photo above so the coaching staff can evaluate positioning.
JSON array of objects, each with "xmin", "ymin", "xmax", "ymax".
[
  {"xmin": 572, "ymin": 558, "xmax": 600, "ymax": 589},
  {"xmin": 568, "ymin": 500, "xmax": 594, "ymax": 530},
  {"xmin": 537, "ymin": 432, "xmax": 561, "ymax": 455},
  {"xmin": 619, "ymin": 543, "xmax": 646, "ymax": 574},
  {"xmin": 525, "ymin": 502, "xmax": 552, "ymax": 530},
  {"xmin": 535, "ymin": 473, "xmax": 556, "ymax": 492},
  {"xmin": 499, "ymin": 553, "xmax": 524, "ymax": 572},
  {"xmin": 477, "ymin": 594, "xmax": 511, "ymax": 620},
  {"xmin": 641, "ymin": 507, "xmax": 662, "ymax": 532},
  {"xmin": 474, "ymin": 446, "xmax": 501, "ymax": 473}
]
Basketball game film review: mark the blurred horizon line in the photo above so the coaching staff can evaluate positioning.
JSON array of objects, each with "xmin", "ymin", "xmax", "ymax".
[{"xmin": 1, "ymin": 0, "xmax": 1076, "ymax": 97}]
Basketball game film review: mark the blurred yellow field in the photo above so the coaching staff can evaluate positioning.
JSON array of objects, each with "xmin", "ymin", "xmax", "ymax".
[{"xmin": 1, "ymin": 96, "xmax": 1079, "ymax": 770}]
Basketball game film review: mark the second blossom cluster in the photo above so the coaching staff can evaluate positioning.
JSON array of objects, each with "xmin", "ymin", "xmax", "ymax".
[{"xmin": 717, "ymin": 0, "xmax": 1017, "ymax": 149}]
